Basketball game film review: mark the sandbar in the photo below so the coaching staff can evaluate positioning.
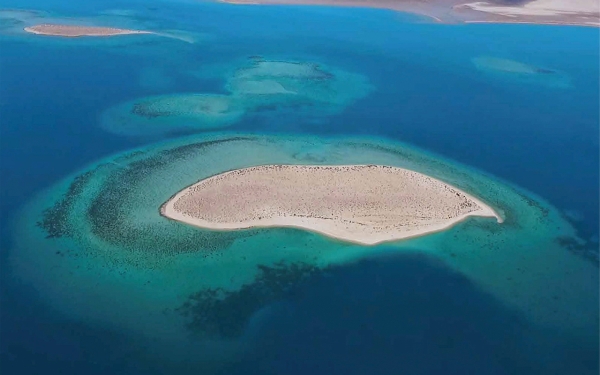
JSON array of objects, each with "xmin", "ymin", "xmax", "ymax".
[
  {"xmin": 217, "ymin": 0, "xmax": 599, "ymax": 27},
  {"xmin": 161, "ymin": 164, "xmax": 502, "ymax": 245},
  {"xmin": 473, "ymin": 56, "xmax": 546, "ymax": 74},
  {"xmin": 24, "ymin": 24, "xmax": 154, "ymax": 37}
]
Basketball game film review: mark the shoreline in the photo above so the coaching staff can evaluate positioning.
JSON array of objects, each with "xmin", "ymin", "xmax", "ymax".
[
  {"xmin": 463, "ymin": 19, "xmax": 599, "ymax": 27},
  {"xmin": 160, "ymin": 164, "xmax": 503, "ymax": 246},
  {"xmin": 216, "ymin": 0, "xmax": 600, "ymax": 27},
  {"xmin": 160, "ymin": 207, "xmax": 499, "ymax": 246}
]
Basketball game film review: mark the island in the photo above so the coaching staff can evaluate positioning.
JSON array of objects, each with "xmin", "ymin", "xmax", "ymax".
[
  {"xmin": 217, "ymin": 0, "xmax": 599, "ymax": 27},
  {"xmin": 161, "ymin": 164, "xmax": 502, "ymax": 245},
  {"xmin": 19, "ymin": 132, "xmax": 594, "ymax": 346},
  {"xmin": 24, "ymin": 24, "xmax": 154, "ymax": 37}
]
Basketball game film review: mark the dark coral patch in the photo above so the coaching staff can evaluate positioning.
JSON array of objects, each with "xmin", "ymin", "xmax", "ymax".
[
  {"xmin": 37, "ymin": 169, "xmax": 96, "ymax": 239},
  {"xmin": 36, "ymin": 137, "xmax": 255, "ymax": 256},
  {"xmin": 555, "ymin": 236, "xmax": 599, "ymax": 265},
  {"xmin": 176, "ymin": 262, "xmax": 319, "ymax": 338}
]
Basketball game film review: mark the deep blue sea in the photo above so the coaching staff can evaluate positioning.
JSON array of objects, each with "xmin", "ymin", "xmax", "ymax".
[{"xmin": 0, "ymin": 1, "xmax": 598, "ymax": 374}]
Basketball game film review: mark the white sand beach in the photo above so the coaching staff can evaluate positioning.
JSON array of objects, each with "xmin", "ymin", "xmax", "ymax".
[{"xmin": 161, "ymin": 164, "xmax": 502, "ymax": 245}]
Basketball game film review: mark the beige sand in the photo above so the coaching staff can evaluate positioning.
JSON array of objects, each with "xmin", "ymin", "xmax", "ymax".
[
  {"xmin": 161, "ymin": 164, "xmax": 502, "ymax": 245},
  {"xmin": 460, "ymin": 0, "xmax": 600, "ymax": 26},
  {"xmin": 462, "ymin": 0, "xmax": 599, "ymax": 17},
  {"xmin": 24, "ymin": 24, "xmax": 154, "ymax": 37},
  {"xmin": 217, "ymin": 0, "xmax": 599, "ymax": 26}
]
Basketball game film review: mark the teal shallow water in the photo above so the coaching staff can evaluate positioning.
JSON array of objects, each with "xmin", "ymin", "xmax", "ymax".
[
  {"xmin": 99, "ymin": 58, "xmax": 373, "ymax": 137},
  {"xmin": 9, "ymin": 132, "xmax": 597, "ymax": 356},
  {"xmin": 1, "ymin": 1, "xmax": 598, "ymax": 373}
]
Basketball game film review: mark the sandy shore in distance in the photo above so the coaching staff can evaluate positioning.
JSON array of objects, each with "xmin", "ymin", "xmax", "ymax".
[
  {"xmin": 217, "ymin": 0, "xmax": 599, "ymax": 26},
  {"xmin": 161, "ymin": 164, "xmax": 502, "ymax": 245},
  {"xmin": 24, "ymin": 24, "xmax": 154, "ymax": 37}
]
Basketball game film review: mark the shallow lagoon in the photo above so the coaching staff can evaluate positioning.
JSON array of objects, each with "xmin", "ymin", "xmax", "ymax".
[{"xmin": 0, "ymin": 1, "xmax": 598, "ymax": 374}]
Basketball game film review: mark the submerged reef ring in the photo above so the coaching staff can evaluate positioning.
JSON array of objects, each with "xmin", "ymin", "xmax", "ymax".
[
  {"xmin": 472, "ymin": 56, "xmax": 572, "ymax": 88},
  {"xmin": 233, "ymin": 60, "xmax": 331, "ymax": 80},
  {"xmin": 24, "ymin": 24, "xmax": 153, "ymax": 37},
  {"xmin": 100, "ymin": 57, "xmax": 373, "ymax": 137},
  {"xmin": 161, "ymin": 164, "xmax": 502, "ymax": 245},
  {"xmin": 473, "ymin": 56, "xmax": 553, "ymax": 75},
  {"xmin": 225, "ymin": 58, "xmax": 372, "ymax": 108},
  {"xmin": 100, "ymin": 94, "xmax": 244, "ymax": 137},
  {"xmin": 11, "ymin": 133, "xmax": 597, "ymax": 345}
]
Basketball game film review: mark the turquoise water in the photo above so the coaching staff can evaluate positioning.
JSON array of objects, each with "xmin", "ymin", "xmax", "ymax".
[{"xmin": 0, "ymin": 1, "xmax": 598, "ymax": 374}]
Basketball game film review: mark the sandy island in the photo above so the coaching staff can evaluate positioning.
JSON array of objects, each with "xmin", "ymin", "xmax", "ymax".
[
  {"xmin": 217, "ymin": 0, "xmax": 599, "ymax": 27},
  {"xmin": 24, "ymin": 24, "xmax": 154, "ymax": 37},
  {"xmin": 161, "ymin": 164, "xmax": 502, "ymax": 245}
]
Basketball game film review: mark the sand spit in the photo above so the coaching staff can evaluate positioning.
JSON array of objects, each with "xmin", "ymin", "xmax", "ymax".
[
  {"xmin": 217, "ymin": 0, "xmax": 599, "ymax": 27},
  {"xmin": 161, "ymin": 164, "xmax": 502, "ymax": 245},
  {"xmin": 24, "ymin": 24, "xmax": 154, "ymax": 37}
]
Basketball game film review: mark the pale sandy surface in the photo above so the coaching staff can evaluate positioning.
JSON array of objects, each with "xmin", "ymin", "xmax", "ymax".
[
  {"xmin": 464, "ymin": 0, "xmax": 598, "ymax": 16},
  {"xmin": 217, "ymin": 0, "xmax": 599, "ymax": 26},
  {"xmin": 461, "ymin": 0, "xmax": 599, "ymax": 25},
  {"xmin": 161, "ymin": 164, "xmax": 501, "ymax": 245},
  {"xmin": 24, "ymin": 24, "xmax": 153, "ymax": 37}
]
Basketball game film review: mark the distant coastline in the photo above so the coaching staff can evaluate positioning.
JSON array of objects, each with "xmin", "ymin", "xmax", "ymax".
[
  {"xmin": 24, "ymin": 24, "xmax": 154, "ymax": 37},
  {"xmin": 216, "ymin": 0, "xmax": 600, "ymax": 27}
]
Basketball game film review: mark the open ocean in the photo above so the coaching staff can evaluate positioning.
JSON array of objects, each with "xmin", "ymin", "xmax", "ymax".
[{"xmin": 0, "ymin": 1, "xmax": 598, "ymax": 374}]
